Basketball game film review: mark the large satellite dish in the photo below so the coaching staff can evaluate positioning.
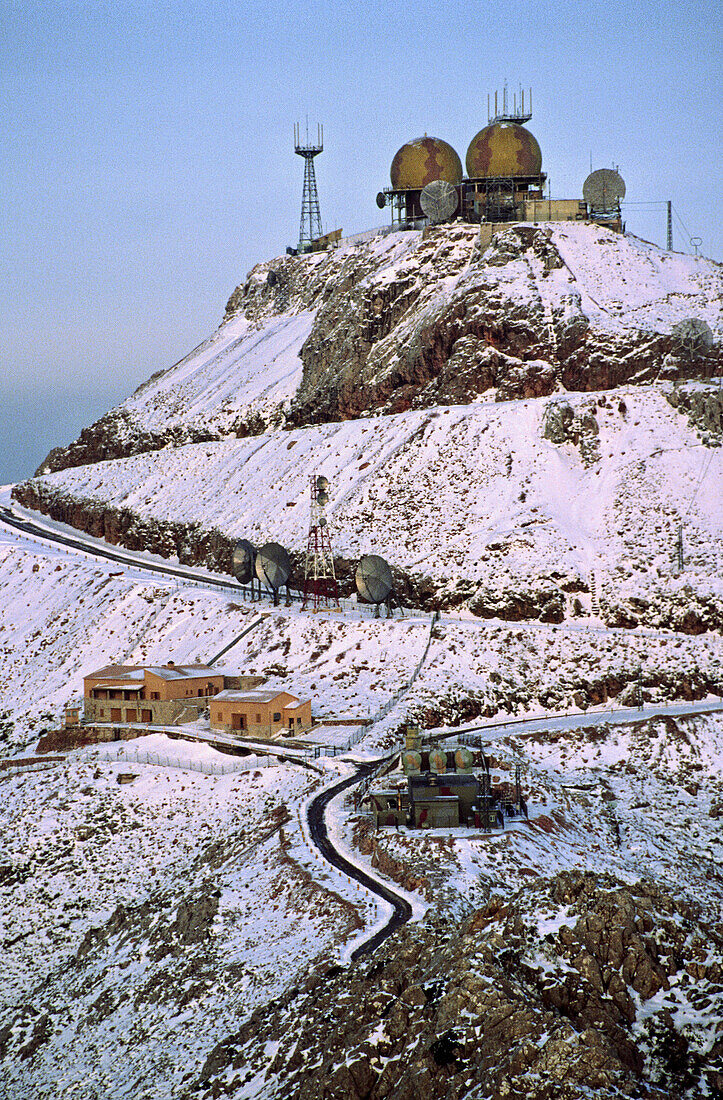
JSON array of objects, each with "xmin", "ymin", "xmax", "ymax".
[
  {"xmin": 672, "ymin": 317, "xmax": 715, "ymax": 356},
  {"xmin": 420, "ymin": 179, "xmax": 458, "ymax": 224},
  {"xmin": 376, "ymin": 191, "xmax": 387, "ymax": 210},
  {"xmin": 255, "ymin": 542, "xmax": 292, "ymax": 603},
  {"xmin": 355, "ymin": 554, "xmax": 394, "ymax": 605},
  {"xmin": 583, "ymin": 168, "xmax": 626, "ymax": 213},
  {"xmin": 232, "ymin": 539, "xmax": 256, "ymax": 585}
]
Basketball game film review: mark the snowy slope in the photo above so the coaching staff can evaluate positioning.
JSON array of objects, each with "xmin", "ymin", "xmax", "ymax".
[
  {"xmin": 122, "ymin": 310, "xmax": 314, "ymax": 436},
  {"xmin": 37, "ymin": 224, "xmax": 722, "ymax": 475},
  {"xmin": 20, "ymin": 385, "xmax": 723, "ymax": 626},
  {"xmin": 545, "ymin": 223, "xmax": 723, "ymax": 334}
]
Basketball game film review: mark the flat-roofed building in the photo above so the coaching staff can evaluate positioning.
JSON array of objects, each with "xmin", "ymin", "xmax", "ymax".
[
  {"xmin": 84, "ymin": 662, "xmax": 226, "ymax": 726},
  {"xmin": 210, "ymin": 689, "xmax": 312, "ymax": 739}
]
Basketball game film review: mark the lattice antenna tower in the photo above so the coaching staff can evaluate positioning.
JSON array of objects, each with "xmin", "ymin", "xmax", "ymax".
[
  {"xmin": 302, "ymin": 474, "xmax": 341, "ymax": 611},
  {"xmin": 294, "ymin": 121, "xmax": 323, "ymax": 252}
]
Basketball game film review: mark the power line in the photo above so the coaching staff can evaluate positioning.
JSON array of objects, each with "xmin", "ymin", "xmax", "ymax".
[{"xmin": 685, "ymin": 450, "xmax": 716, "ymax": 517}]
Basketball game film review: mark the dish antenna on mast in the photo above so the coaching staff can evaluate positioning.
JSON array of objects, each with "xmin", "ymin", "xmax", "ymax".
[
  {"xmin": 355, "ymin": 554, "xmax": 398, "ymax": 617},
  {"xmin": 255, "ymin": 542, "xmax": 292, "ymax": 606},
  {"xmin": 583, "ymin": 168, "xmax": 626, "ymax": 221},
  {"xmin": 233, "ymin": 538, "xmax": 258, "ymax": 599},
  {"xmin": 420, "ymin": 179, "xmax": 459, "ymax": 224}
]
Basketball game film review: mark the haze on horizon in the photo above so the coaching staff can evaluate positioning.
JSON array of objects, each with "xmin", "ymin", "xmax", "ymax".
[{"xmin": 1, "ymin": 0, "xmax": 721, "ymax": 485}]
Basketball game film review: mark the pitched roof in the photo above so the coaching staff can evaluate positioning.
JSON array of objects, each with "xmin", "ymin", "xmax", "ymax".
[{"xmin": 85, "ymin": 664, "xmax": 140, "ymax": 680}]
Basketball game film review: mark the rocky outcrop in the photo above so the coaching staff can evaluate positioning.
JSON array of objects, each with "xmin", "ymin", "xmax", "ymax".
[
  {"xmin": 542, "ymin": 398, "xmax": 601, "ymax": 467},
  {"xmin": 187, "ymin": 871, "xmax": 723, "ymax": 1099},
  {"xmin": 665, "ymin": 382, "xmax": 723, "ymax": 444},
  {"xmin": 35, "ymin": 410, "xmax": 224, "ymax": 477},
  {"xmin": 289, "ymin": 224, "xmax": 721, "ymax": 426},
  {"xmin": 37, "ymin": 224, "xmax": 721, "ymax": 474}
]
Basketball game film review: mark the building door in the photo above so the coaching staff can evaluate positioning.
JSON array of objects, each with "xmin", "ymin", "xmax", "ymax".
[
  {"xmin": 141, "ymin": 709, "xmax": 152, "ymax": 723},
  {"xmin": 232, "ymin": 713, "xmax": 247, "ymax": 731},
  {"xmin": 110, "ymin": 708, "xmax": 121, "ymax": 722}
]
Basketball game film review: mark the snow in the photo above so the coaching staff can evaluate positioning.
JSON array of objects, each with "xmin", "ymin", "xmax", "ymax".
[
  {"xmin": 21, "ymin": 386, "xmax": 723, "ymax": 620},
  {"xmin": 1, "ymin": 222, "xmax": 722, "ymax": 1098},
  {"xmin": 548, "ymin": 224, "xmax": 723, "ymax": 335},
  {"xmin": 90, "ymin": 310, "xmax": 313, "ymax": 445}
]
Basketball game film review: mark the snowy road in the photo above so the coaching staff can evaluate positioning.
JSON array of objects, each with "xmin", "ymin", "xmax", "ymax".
[{"xmin": 0, "ymin": 498, "xmax": 243, "ymax": 592}]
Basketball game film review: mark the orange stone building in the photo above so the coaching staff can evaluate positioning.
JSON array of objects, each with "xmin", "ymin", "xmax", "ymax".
[
  {"xmin": 210, "ymin": 689, "xmax": 312, "ymax": 739},
  {"xmin": 84, "ymin": 662, "xmax": 225, "ymax": 725}
]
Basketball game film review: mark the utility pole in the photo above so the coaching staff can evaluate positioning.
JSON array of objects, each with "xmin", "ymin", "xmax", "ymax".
[{"xmin": 667, "ymin": 200, "xmax": 673, "ymax": 251}]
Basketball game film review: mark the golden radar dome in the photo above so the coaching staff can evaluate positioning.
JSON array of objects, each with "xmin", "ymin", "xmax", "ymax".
[
  {"xmin": 390, "ymin": 136, "xmax": 463, "ymax": 190},
  {"xmin": 466, "ymin": 121, "xmax": 542, "ymax": 178}
]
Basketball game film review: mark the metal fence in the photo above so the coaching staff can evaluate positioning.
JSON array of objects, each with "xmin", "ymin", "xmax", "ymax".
[
  {"xmin": 93, "ymin": 748, "xmax": 278, "ymax": 775},
  {"xmin": 367, "ymin": 611, "xmax": 439, "ymax": 729}
]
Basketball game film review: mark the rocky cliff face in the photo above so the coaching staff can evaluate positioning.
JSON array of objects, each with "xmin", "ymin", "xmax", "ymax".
[
  {"xmin": 187, "ymin": 872, "xmax": 723, "ymax": 1100},
  {"xmin": 37, "ymin": 223, "xmax": 722, "ymax": 475},
  {"xmin": 290, "ymin": 224, "xmax": 720, "ymax": 426}
]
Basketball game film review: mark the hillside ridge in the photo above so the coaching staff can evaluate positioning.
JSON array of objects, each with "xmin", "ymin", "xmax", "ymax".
[{"xmin": 36, "ymin": 223, "xmax": 722, "ymax": 475}]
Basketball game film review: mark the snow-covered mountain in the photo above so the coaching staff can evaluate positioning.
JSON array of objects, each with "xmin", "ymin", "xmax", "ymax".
[
  {"xmin": 37, "ymin": 223, "xmax": 722, "ymax": 473},
  {"xmin": 2, "ymin": 222, "xmax": 723, "ymax": 1100}
]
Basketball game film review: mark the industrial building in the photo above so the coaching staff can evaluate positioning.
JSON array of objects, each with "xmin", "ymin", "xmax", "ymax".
[{"xmin": 367, "ymin": 727, "xmax": 528, "ymax": 831}]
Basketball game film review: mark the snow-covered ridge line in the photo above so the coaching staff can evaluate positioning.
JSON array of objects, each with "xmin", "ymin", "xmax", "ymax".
[
  {"xmin": 16, "ymin": 385, "xmax": 723, "ymax": 631},
  {"xmin": 38, "ymin": 223, "xmax": 721, "ymax": 475}
]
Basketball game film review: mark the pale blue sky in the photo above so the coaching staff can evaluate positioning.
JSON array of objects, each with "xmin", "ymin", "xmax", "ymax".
[{"xmin": 1, "ymin": 0, "xmax": 721, "ymax": 481}]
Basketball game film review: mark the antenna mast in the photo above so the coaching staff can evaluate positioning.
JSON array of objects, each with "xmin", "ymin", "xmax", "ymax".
[
  {"xmin": 302, "ymin": 475, "xmax": 341, "ymax": 612},
  {"xmin": 294, "ymin": 122, "xmax": 324, "ymax": 253}
]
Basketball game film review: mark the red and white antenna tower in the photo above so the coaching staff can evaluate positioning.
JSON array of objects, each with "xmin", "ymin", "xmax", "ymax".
[{"xmin": 302, "ymin": 474, "xmax": 341, "ymax": 611}]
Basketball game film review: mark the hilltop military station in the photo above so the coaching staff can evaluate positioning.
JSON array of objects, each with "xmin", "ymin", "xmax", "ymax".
[{"xmin": 290, "ymin": 86, "xmax": 626, "ymax": 254}]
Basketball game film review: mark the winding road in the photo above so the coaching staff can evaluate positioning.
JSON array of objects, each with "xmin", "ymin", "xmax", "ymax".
[
  {"xmin": 0, "ymin": 502, "xmax": 242, "ymax": 591},
  {"xmin": 306, "ymin": 763, "xmax": 413, "ymax": 960}
]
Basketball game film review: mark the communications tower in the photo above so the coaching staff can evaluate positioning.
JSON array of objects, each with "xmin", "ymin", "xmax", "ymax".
[
  {"xmin": 302, "ymin": 475, "xmax": 340, "ymax": 611},
  {"xmin": 294, "ymin": 122, "xmax": 323, "ymax": 252}
]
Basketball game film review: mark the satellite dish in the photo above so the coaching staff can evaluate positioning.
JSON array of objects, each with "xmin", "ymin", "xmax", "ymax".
[
  {"xmin": 355, "ymin": 554, "xmax": 394, "ymax": 605},
  {"xmin": 255, "ymin": 542, "xmax": 292, "ymax": 603},
  {"xmin": 376, "ymin": 191, "xmax": 387, "ymax": 209},
  {"xmin": 672, "ymin": 317, "xmax": 715, "ymax": 356},
  {"xmin": 583, "ymin": 168, "xmax": 626, "ymax": 213},
  {"xmin": 419, "ymin": 179, "xmax": 458, "ymax": 224},
  {"xmin": 232, "ymin": 539, "xmax": 256, "ymax": 584}
]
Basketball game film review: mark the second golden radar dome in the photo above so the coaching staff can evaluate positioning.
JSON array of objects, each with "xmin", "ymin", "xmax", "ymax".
[{"xmin": 466, "ymin": 121, "xmax": 542, "ymax": 178}]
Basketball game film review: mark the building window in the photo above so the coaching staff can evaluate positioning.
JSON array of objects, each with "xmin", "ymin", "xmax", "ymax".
[
  {"xmin": 255, "ymin": 713, "xmax": 261, "ymax": 724},
  {"xmin": 273, "ymin": 712, "xmax": 281, "ymax": 723},
  {"xmin": 151, "ymin": 692, "xmax": 160, "ymax": 700}
]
